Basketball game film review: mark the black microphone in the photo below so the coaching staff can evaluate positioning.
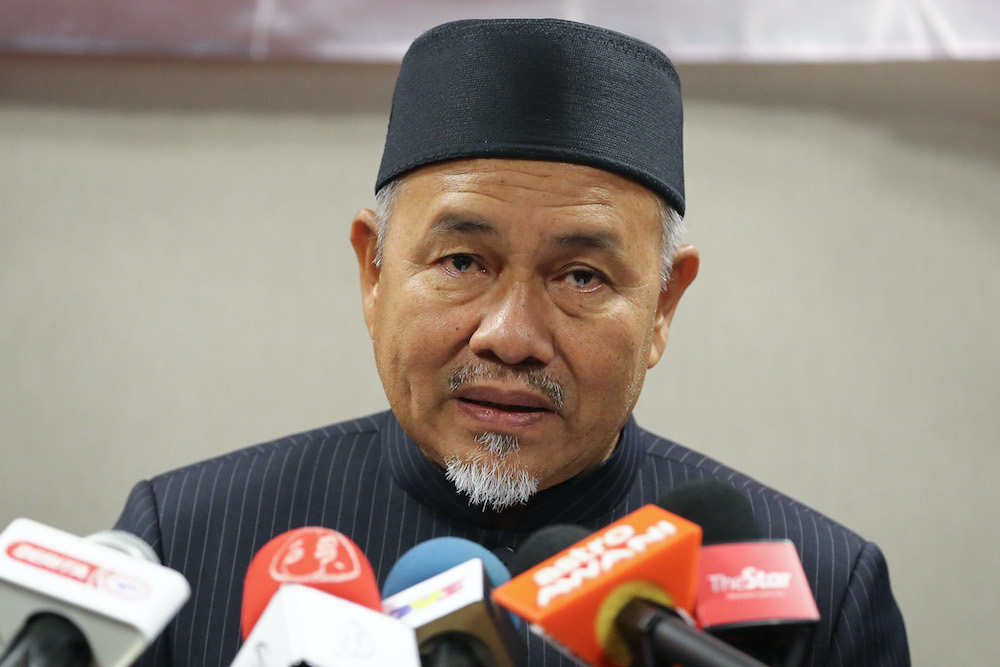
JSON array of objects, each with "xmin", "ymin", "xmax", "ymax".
[
  {"xmin": 508, "ymin": 524, "xmax": 592, "ymax": 577},
  {"xmin": 659, "ymin": 480, "xmax": 820, "ymax": 667}
]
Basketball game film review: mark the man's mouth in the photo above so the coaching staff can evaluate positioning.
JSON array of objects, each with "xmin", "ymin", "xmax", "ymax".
[
  {"xmin": 456, "ymin": 397, "xmax": 550, "ymax": 413},
  {"xmin": 453, "ymin": 388, "xmax": 557, "ymax": 429},
  {"xmin": 449, "ymin": 363, "xmax": 565, "ymax": 412},
  {"xmin": 455, "ymin": 386, "xmax": 557, "ymax": 413}
]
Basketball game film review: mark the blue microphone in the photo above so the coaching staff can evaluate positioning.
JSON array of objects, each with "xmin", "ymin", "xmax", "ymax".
[
  {"xmin": 383, "ymin": 537, "xmax": 511, "ymax": 596},
  {"xmin": 382, "ymin": 537, "xmax": 522, "ymax": 667}
]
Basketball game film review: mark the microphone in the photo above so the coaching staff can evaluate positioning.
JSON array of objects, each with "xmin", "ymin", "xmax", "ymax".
[
  {"xmin": 507, "ymin": 525, "xmax": 592, "ymax": 577},
  {"xmin": 510, "ymin": 522, "xmax": 763, "ymax": 666},
  {"xmin": 659, "ymin": 480, "xmax": 821, "ymax": 667},
  {"xmin": 381, "ymin": 537, "xmax": 522, "ymax": 667},
  {"xmin": 232, "ymin": 526, "xmax": 420, "ymax": 667},
  {"xmin": 240, "ymin": 526, "xmax": 383, "ymax": 639},
  {"xmin": 382, "ymin": 536, "xmax": 512, "ymax": 597},
  {"xmin": 492, "ymin": 504, "xmax": 763, "ymax": 667},
  {"xmin": 0, "ymin": 518, "xmax": 190, "ymax": 667}
]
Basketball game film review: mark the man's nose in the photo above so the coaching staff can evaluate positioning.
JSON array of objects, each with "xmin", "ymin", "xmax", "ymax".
[{"xmin": 468, "ymin": 280, "xmax": 555, "ymax": 366}]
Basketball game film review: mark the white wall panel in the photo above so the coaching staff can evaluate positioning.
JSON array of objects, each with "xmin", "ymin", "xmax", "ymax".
[{"xmin": 1, "ymin": 56, "xmax": 997, "ymax": 663}]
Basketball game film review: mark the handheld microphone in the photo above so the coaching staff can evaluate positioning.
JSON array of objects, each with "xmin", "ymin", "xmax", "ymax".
[
  {"xmin": 232, "ymin": 526, "xmax": 420, "ymax": 667},
  {"xmin": 0, "ymin": 518, "xmax": 190, "ymax": 667},
  {"xmin": 491, "ymin": 504, "xmax": 763, "ymax": 667},
  {"xmin": 381, "ymin": 537, "xmax": 522, "ymax": 667},
  {"xmin": 660, "ymin": 480, "xmax": 821, "ymax": 667}
]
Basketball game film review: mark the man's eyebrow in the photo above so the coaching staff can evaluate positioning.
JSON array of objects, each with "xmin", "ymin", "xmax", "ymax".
[
  {"xmin": 551, "ymin": 230, "xmax": 626, "ymax": 257},
  {"xmin": 427, "ymin": 214, "xmax": 626, "ymax": 258},
  {"xmin": 427, "ymin": 213, "xmax": 501, "ymax": 239}
]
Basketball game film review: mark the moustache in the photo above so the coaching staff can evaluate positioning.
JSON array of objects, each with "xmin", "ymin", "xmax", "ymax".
[{"xmin": 448, "ymin": 362, "xmax": 565, "ymax": 412}]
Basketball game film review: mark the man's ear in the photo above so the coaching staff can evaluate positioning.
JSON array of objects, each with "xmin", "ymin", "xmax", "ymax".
[
  {"xmin": 648, "ymin": 244, "xmax": 700, "ymax": 368},
  {"xmin": 350, "ymin": 208, "xmax": 381, "ymax": 340}
]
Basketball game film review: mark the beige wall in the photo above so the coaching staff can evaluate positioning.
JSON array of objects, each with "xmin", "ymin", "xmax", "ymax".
[{"xmin": 2, "ymin": 56, "xmax": 998, "ymax": 663}]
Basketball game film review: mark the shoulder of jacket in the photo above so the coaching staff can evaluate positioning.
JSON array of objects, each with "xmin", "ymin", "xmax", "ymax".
[
  {"xmin": 633, "ymin": 423, "xmax": 868, "ymax": 547},
  {"xmin": 145, "ymin": 410, "xmax": 391, "ymax": 485}
]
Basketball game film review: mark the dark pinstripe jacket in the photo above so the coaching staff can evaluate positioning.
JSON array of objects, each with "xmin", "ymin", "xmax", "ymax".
[{"xmin": 115, "ymin": 411, "xmax": 909, "ymax": 666}]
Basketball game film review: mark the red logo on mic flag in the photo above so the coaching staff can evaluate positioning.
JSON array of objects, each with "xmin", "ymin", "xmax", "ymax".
[
  {"xmin": 6, "ymin": 541, "xmax": 150, "ymax": 599},
  {"xmin": 7, "ymin": 541, "xmax": 97, "ymax": 584},
  {"xmin": 268, "ymin": 527, "xmax": 363, "ymax": 584}
]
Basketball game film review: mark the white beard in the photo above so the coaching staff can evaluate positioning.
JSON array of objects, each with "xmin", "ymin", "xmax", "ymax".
[{"xmin": 444, "ymin": 432, "xmax": 539, "ymax": 511}]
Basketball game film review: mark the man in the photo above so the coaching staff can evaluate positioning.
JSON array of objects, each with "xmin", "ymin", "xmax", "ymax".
[{"xmin": 115, "ymin": 17, "xmax": 909, "ymax": 666}]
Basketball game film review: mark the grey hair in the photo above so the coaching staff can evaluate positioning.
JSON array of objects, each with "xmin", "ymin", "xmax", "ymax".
[
  {"xmin": 372, "ymin": 178, "xmax": 401, "ymax": 270},
  {"xmin": 373, "ymin": 177, "xmax": 685, "ymax": 290},
  {"xmin": 654, "ymin": 199, "xmax": 687, "ymax": 289}
]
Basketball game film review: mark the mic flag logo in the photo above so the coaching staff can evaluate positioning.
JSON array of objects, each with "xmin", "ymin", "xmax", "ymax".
[
  {"xmin": 7, "ymin": 541, "xmax": 94, "ymax": 584},
  {"xmin": 695, "ymin": 541, "xmax": 819, "ymax": 628},
  {"xmin": 241, "ymin": 527, "xmax": 382, "ymax": 640},
  {"xmin": 386, "ymin": 579, "xmax": 465, "ymax": 620},
  {"xmin": 707, "ymin": 566, "xmax": 792, "ymax": 596},
  {"xmin": 531, "ymin": 520, "xmax": 680, "ymax": 608},
  {"xmin": 267, "ymin": 527, "xmax": 362, "ymax": 584},
  {"xmin": 6, "ymin": 541, "xmax": 150, "ymax": 600},
  {"xmin": 333, "ymin": 618, "xmax": 377, "ymax": 658}
]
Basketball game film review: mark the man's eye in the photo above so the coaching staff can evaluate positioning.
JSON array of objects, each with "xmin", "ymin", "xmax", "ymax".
[
  {"xmin": 443, "ymin": 254, "xmax": 478, "ymax": 273},
  {"xmin": 565, "ymin": 269, "xmax": 602, "ymax": 290}
]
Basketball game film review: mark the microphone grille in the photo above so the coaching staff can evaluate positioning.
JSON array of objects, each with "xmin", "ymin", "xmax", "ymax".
[
  {"xmin": 87, "ymin": 529, "xmax": 161, "ymax": 564},
  {"xmin": 509, "ymin": 524, "xmax": 591, "ymax": 576},
  {"xmin": 383, "ymin": 537, "xmax": 511, "ymax": 597},
  {"xmin": 657, "ymin": 479, "xmax": 761, "ymax": 544}
]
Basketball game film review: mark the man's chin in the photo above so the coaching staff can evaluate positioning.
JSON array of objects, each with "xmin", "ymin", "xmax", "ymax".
[{"xmin": 443, "ymin": 452, "xmax": 540, "ymax": 511}]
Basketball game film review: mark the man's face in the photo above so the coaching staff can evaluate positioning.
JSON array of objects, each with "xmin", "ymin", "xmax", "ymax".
[{"xmin": 351, "ymin": 159, "xmax": 697, "ymax": 496}]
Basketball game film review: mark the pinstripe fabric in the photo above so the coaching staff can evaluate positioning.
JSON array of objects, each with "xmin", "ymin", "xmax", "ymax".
[{"xmin": 115, "ymin": 411, "xmax": 909, "ymax": 666}]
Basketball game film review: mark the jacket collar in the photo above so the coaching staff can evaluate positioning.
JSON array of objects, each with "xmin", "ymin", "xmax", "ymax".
[{"xmin": 381, "ymin": 411, "xmax": 642, "ymax": 531}]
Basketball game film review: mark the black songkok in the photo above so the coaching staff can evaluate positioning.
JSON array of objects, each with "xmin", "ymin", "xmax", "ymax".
[{"xmin": 376, "ymin": 18, "xmax": 686, "ymax": 216}]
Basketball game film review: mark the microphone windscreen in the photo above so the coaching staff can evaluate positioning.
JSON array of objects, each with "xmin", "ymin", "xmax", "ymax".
[
  {"xmin": 383, "ymin": 537, "xmax": 511, "ymax": 597},
  {"xmin": 240, "ymin": 527, "xmax": 380, "ymax": 640},
  {"xmin": 657, "ymin": 480, "xmax": 760, "ymax": 544},
  {"xmin": 86, "ymin": 530, "xmax": 160, "ymax": 564},
  {"xmin": 508, "ymin": 524, "xmax": 592, "ymax": 576},
  {"xmin": 491, "ymin": 545, "xmax": 517, "ymax": 571}
]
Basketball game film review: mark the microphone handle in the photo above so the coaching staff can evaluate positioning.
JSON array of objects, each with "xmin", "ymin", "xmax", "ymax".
[
  {"xmin": 0, "ymin": 613, "xmax": 92, "ymax": 667},
  {"xmin": 616, "ymin": 599, "xmax": 767, "ymax": 667}
]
